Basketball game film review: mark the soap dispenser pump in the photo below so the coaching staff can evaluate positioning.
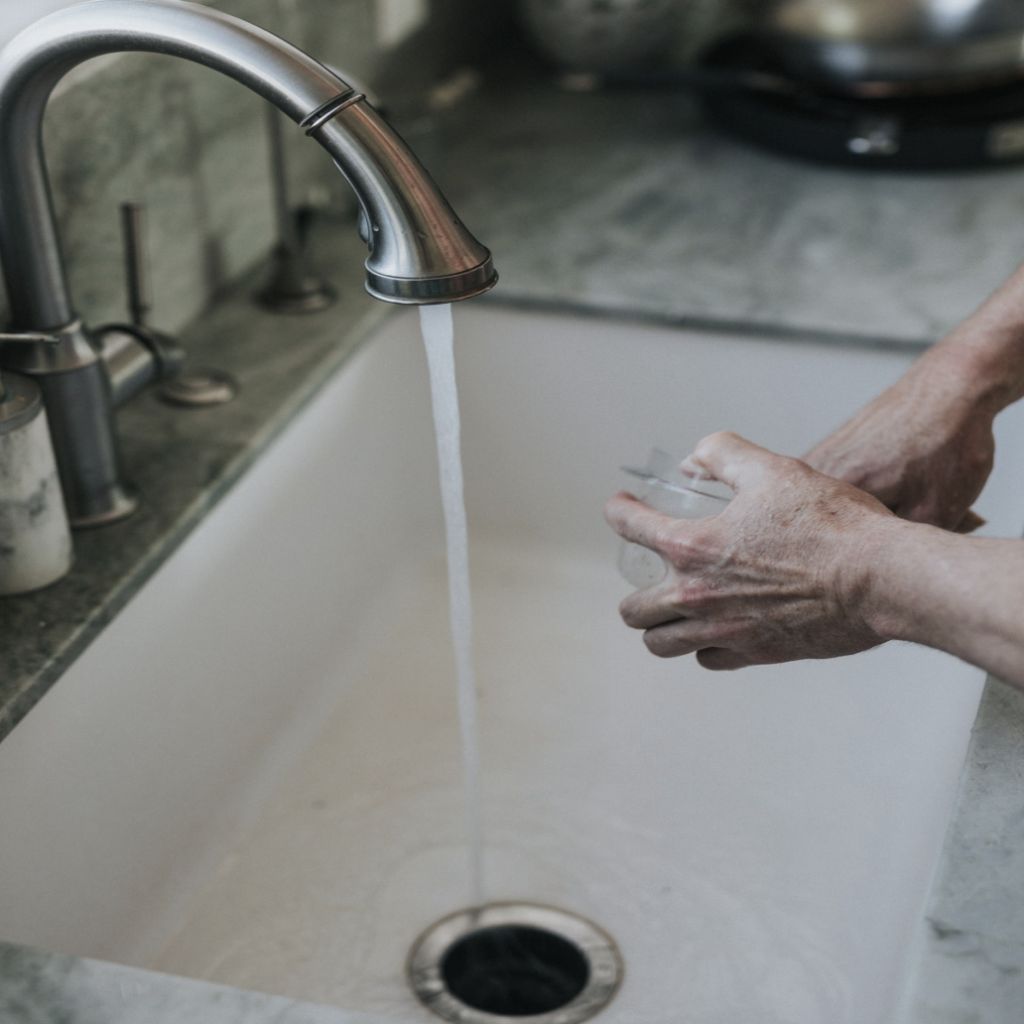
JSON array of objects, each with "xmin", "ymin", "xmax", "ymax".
[{"xmin": 0, "ymin": 335, "xmax": 72, "ymax": 596}]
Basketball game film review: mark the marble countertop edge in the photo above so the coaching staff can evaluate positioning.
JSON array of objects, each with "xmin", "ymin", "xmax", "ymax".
[
  {"xmin": 478, "ymin": 289, "xmax": 935, "ymax": 355},
  {"xmin": 0, "ymin": 939, "xmax": 404, "ymax": 1024}
]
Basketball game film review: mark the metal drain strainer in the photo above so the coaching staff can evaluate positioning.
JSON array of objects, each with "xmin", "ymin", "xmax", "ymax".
[{"xmin": 408, "ymin": 902, "xmax": 623, "ymax": 1023}]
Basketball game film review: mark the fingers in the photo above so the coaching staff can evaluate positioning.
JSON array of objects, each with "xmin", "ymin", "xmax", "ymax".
[
  {"xmin": 634, "ymin": 616, "xmax": 722, "ymax": 657},
  {"xmin": 696, "ymin": 648, "xmax": 751, "ymax": 671},
  {"xmin": 605, "ymin": 491, "xmax": 695, "ymax": 552},
  {"xmin": 639, "ymin": 621, "xmax": 754, "ymax": 665},
  {"xmin": 621, "ymin": 593, "xmax": 687, "ymax": 631},
  {"xmin": 642, "ymin": 621, "xmax": 705, "ymax": 658},
  {"xmin": 687, "ymin": 432, "xmax": 781, "ymax": 491},
  {"xmin": 900, "ymin": 500, "xmax": 986, "ymax": 533},
  {"xmin": 678, "ymin": 454, "xmax": 718, "ymax": 482},
  {"xmin": 620, "ymin": 577, "xmax": 707, "ymax": 629},
  {"xmin": 622, "ymin": 591, "xmax": 745, "ymax": 658}
]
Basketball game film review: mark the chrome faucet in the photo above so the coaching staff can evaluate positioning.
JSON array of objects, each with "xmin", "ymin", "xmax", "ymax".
[{"xmin": 0, "ymin": 0, "xmax": 495, "ymax": 540}]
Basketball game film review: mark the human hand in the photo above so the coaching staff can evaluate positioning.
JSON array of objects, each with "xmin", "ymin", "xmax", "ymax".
[
  {"xmin": 804, "ymin": 343, "xmax": 997, "ymax": 533},
  {"xmin": 605, "ymin": 432, "xmax": 896, "ymax": 670}
]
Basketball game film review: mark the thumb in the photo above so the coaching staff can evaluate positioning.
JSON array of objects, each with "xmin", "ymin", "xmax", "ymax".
[{"xmin": 685, "ymin": 431, "xmax": 779, "ymax": 491}]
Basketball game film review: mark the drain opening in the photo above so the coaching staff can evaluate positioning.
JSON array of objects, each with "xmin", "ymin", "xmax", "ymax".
[
  {"xmin": 441, "ymin": 924, "xmax": 589, "ymax": 1017},
  {"xmin": 409, "ymin": 902, "xmax": 622, "ymax": 1024}
]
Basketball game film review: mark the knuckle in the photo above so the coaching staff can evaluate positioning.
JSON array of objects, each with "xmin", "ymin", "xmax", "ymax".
[
  {"xmin": 662, "ymin": 535, "xmax": 692, "ymax": 565},
  {"xmin": 791, "ymin": 453, "xmax": 816, "ymax": 476},
  {"xmin": 662, "ymin": 528, "xmax": 709, "ymax": 566},
  {"xmin": 777, "ymin": 453, "xmax": 813, "ymax": 483},
  {"xmin": 710, "ymin": 429, "xmax": 739, "ymax": 445},
  {"xmin": 670, "ymin": 580, "xmax": 709, "ymax": 613},
  {"xmin": 695, "ymin": 430, "xmax": 733, "ymax": 460},
  {"xmin": 696, "ymin": 619, "xmax": 728, "ymax": 644}
]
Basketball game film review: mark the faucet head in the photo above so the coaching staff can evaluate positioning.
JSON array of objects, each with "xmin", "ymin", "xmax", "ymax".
[
  {"xmin": 307, "ymin": 97, "xmax": 497, "ymax": 305},
  {"xmin": 364, "ymin": 251, "xmax": 498, "ymax": 306}
]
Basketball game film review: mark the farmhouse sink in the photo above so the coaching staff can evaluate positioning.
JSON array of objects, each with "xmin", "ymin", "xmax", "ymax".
[{"xmin": 2, "ymin": 306, "xmax": 1022, "ymax": 1023}]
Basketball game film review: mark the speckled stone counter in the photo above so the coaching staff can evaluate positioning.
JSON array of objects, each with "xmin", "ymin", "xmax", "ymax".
[
  {"xmin": 434, "ymin": 66, "xmax": 1024, "ymax": 348},
  {"xmin": 4, "ymin": 55, "xmax": 1024, "ymax": 1024},
  {"xmin": 0, "ymin": 941, "xmax": 395, "ymax": 1024},
  {"xmin": 902, "ymin": 680, "xmax": 1024, "ymax": 1024}
]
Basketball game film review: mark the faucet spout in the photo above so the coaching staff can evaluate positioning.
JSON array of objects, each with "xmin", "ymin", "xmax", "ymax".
[
  {"xmin": 0, "ymin": 0, "xmax": 495, "ymax": 531},
  {"xmin": 312, "ymin": 105, "xmax": 497, "ymax": 303}
]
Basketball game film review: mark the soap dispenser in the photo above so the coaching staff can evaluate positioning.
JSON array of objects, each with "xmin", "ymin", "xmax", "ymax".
[{"xmin": 0, "ymin": 336, "xmax": 72, "ymax": 595}]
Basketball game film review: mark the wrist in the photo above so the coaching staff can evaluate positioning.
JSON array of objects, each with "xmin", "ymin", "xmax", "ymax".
[
  {"xmin": 842, "ymin": 515, "xmax": 927, "ymax": 644},
  {"xmin": 853, "ymin": 514, "xmax": 976, "ymax": 647},
  {"xmin": 930, "ymin": 320, "xmax": 1024, "ymax": 416}
]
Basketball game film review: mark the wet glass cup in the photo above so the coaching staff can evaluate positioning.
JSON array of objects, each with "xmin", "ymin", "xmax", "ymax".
[{"xmin": 617, "ymin": 448, "xmax": 732, "ymax": 589}]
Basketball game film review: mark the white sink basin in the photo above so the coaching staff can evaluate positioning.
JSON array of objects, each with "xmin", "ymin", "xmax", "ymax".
[{"xmin": 2, "ymin": 306, "xmax": 1022, "ymax": 1023}]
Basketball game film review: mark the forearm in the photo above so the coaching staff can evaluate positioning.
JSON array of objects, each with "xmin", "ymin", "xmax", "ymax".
[
  {"xmin": 927, "ymin": 263, "xmax": 1024, "ymax": 414},
  {"xmin": 863, "ymin": 519, "xmax": 1024, "ymax": 688}
]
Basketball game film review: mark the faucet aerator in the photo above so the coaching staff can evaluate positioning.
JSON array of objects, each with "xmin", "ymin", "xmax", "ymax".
[{"xmin": 364, "ymin": 260, "xmax": 498, "ymax": 305}]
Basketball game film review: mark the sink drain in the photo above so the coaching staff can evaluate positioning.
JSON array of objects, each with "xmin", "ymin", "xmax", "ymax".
[{"xmin": 408, "ymin": 902, "xmax": 622, "ymax": 1023}]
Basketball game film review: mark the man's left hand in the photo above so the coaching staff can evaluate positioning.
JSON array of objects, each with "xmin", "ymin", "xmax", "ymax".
[{"xmin": 605, "ymin": 432, "xmax": 895, "ymax": 670}]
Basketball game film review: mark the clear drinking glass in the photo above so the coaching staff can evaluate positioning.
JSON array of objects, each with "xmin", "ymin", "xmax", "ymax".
[{"xmin": 617, "ymin": 448, "xmax": 732, "ymax": 589}]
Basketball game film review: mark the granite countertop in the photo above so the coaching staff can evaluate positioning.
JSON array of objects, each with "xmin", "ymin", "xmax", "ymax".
[
  {"xmin": 0, "ymin": 941, "xmax": 396, "ymax": 1024},
  {"xmin": 434, "ymin": 63, "xmax": 1024, "ymax": 347},
  {"xmin": 5, "ymin": 60, "xmax": 1024, "ymax": 1023}
]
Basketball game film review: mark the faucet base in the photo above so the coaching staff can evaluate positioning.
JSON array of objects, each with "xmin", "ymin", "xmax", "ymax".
[
  {"xmin": 255, "ymin": 245, "xmax": 337, "ymax": 315},
  {"xmin": 70, "ymin": 485, "xmax": 137, "ymax": 528},
  {"xmin": 31, "ymin": 342, "xmax": 138, "ymax": 529}
]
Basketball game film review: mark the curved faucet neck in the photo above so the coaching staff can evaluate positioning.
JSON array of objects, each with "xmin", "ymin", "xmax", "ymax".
[
  {"xmin": 0, "ymin": 0, "xmax": 352, "ymax": 329},
  {"xmin": 0, "ymin": 0, "xmax": 494, "ymax": 534}
]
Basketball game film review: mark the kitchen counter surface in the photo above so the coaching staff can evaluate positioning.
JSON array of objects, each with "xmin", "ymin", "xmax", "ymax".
[
  {"xmin": 4, "ymin": 57, "xmax": 1024, "ymax": 1024},
  {"xmin": 0, "ymin": 941, "xmax": 394, "ymax": 1024},
  {"xmin": 434, "ymin": 61, "xmax": 1024, "ymax": 347}
]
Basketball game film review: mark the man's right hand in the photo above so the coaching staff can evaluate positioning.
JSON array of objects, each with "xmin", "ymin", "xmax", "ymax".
[
  {"xmin": 806, "ymin": 263, "xmax": 1024, "ymax": 531},
  {"xmin": 804, "ymin": 344, "xmax": 996, "ymax": 532}
]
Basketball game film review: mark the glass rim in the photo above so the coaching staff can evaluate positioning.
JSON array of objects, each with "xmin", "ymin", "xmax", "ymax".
[{"xmin": 621, "ymin": 465, "xmax": 732, "ymax": 504}]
